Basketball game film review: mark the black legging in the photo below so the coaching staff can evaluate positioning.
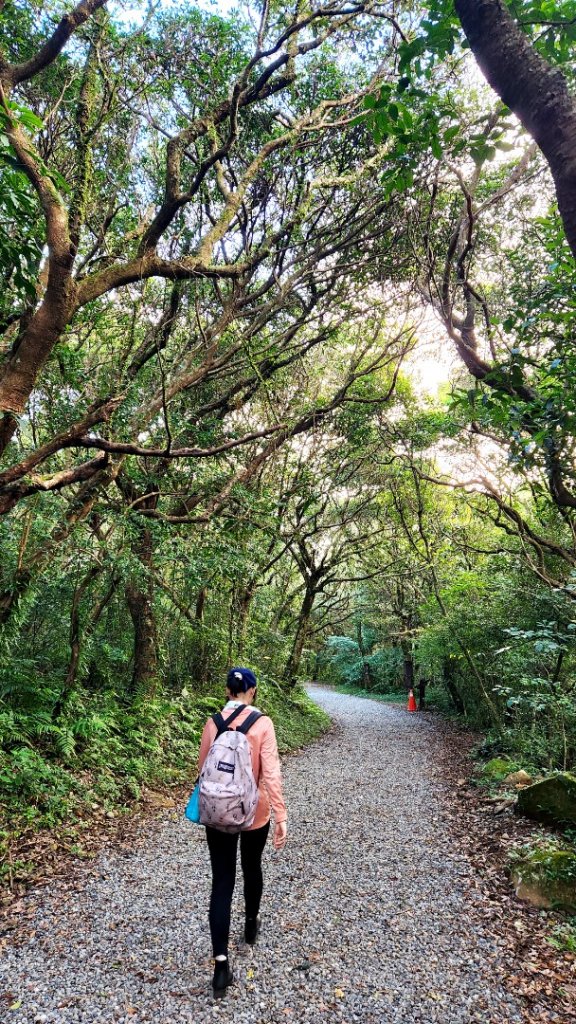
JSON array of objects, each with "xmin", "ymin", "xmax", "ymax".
[{"xmin": 206, "ymin": 821, "xmax": 270, "ymax": 957}]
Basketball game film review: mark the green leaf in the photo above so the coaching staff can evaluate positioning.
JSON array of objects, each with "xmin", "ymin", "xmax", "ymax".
[{"xmin": 443, "ymin": 125, "xmax": 460, "ymax": 143}]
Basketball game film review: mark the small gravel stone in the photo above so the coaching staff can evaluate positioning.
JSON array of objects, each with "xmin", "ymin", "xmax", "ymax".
[{"xmin": 0, "ymin": 686, "xmax": 531, "ymax": 1023}]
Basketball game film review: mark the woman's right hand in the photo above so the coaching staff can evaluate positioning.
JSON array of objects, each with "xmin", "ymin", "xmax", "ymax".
[{"xmin": 273, "ymin": 820, "xmax": 287, "ymax": 850}]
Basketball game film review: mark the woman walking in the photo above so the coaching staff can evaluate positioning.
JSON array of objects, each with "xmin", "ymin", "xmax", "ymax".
[{"xmin": 198, "ymin": 667, "xmax": 288, "ymax": 997}]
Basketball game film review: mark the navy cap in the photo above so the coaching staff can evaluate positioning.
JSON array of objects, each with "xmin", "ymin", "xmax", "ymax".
[{"xmin": 227, "ymin": 667, "xmax": 257, "ymax": 693}]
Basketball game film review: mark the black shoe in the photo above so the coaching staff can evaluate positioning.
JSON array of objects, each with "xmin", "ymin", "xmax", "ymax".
[
  {"xmin": 244, "ymin": 916, "xmax": 260, "ymax": 944},
  {"xmin": 212, "ymin": 958, "xmax": 233, "ymax": 998}
]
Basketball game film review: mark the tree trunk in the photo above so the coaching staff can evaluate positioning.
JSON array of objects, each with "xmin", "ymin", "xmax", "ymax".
[
  {"xmin": 403, "ymin": 652, "xmax": 414, "ymax": 692},
  {"xmin": 442, "ymin": 660, "xmax": 465, "ymax": 715},
  {"xmin": 0, "ymin": 263, "xmax": 76, "ymax": 447},
  {"xmin": 284, "ymin": 586, "xmax": 316, "ymax": 687},
  {"xmin": 270, "ymin": 585, "xmax": 296, "ymax": 634},
  {"xmin": 186, "ymin": 585, "xmax": 209, "ymax": 684},
  {"xmin": 455, "ymin": 0, "xmax": 576, "ymax": 260},
  {"xmin": 236, "ymin": 582, "xmax": 255, "ymax": 660},
  {"xmin": 195, "ymin": 586, "xmax": 207, "ymax": 622},
  {"xmin": 418, "ymin": 679, "xmax": 427, "ymax": 712},
  {"xmin": 126, "ymin": 525, "xmax": 158, "ymax": 697}
]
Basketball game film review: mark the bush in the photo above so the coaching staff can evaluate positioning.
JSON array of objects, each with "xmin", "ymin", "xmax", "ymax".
[
  {"xmin": 0, "ymin": 676, "xmax": 329, "ymax": 889},
  {"xmin": 320, "ymin": 635, "xmax": 404, "ymax": 693}
]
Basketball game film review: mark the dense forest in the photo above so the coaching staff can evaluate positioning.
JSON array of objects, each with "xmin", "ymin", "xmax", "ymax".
[{"xmin": 2, "ymin": 0, "xmax": 576, "ymax": 880}]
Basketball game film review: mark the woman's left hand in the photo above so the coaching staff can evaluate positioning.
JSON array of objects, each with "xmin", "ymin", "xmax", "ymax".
[{"xmin": 274, "ymin": 820, "xmax": 287, "ymax": 850}]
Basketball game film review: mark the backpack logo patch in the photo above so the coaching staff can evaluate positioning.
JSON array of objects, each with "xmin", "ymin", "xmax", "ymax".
[{"xmin": 217, "ymin": 761, "xmax": 234, "ymax": 774}]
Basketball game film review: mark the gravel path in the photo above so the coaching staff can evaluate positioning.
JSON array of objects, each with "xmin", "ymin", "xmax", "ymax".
[{"xmin": 1, "ymin": 686, "xmax": 524, "ymax": 1024}]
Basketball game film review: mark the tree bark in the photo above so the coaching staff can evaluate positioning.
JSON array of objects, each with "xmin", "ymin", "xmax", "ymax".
[
  {"xmin": 284, "ymin": 585, "xmax": 316, "ymax": 687},
  {"xmin": 455, "ymin": 0, "xmax": 576, "ymax": 260},
  {"xmin": 236, "ymin": 582, "xmax": 256, "ymax": 660},
  {"xmin": 125, "ymin": 525, "xmax": 158, "ymax": 697},
  {"xmin": 399, "ymin": 613, "xmax": 415, "ymax": 691},
  {"xmin": 442, "ymin": 659, "xmax": 465, "ymax": 715},
  {"xmin": 0, "ymin": 271, "xmax": 76, "ymax": 438},
  {"xmin": 185, "ymin": 585, "xmax": 209, "ymax": 684},
  {"xmin": 402, "ymin": 651, "xmax": 414, "ymax": 691},
  {"xmin": 63, "ymin": 570, "xmax": 97, "ymax": 699}
]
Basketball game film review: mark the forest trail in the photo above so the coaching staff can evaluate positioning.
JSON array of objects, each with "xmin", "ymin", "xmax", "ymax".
[{"xmin": 1, "ymin": 687, "xmax": 526, "ymax": 1024}]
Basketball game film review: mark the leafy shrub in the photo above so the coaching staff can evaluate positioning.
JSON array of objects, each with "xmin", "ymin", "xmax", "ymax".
[{"xmin": 321, "ymin": 635, "xmax": 404, "ymax": 692}]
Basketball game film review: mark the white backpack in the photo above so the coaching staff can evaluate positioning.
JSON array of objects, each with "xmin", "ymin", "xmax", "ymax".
[{"xmin": 199, "ymin": 706, "xmax": 263, "ymax": 833}]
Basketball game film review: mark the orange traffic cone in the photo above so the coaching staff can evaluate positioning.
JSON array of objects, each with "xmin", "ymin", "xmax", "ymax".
[{"xmin": 407, "ymin": 689, "xmax": 417, "ymax": 712}]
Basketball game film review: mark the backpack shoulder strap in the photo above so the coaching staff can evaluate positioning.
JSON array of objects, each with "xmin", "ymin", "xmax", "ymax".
[
  {"xmin": 236, "ymin": 710, "xmax": 264, "ymax": 735},
  {"xmin": 212, "ymin": 712, "xmax": 225, "ymax": 735},
  {"xmin": 212, "ymin": 705, "xmax": 245, "ymax": 736}
]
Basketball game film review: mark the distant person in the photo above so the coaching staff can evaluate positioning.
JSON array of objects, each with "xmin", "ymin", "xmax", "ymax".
[
  {"xmin": 418, "ymin": 678, "xmax": 428, "ymax": 711},
  {"xmin": 198, "ymin": 667, "xmax": 288, "ymax": 998}
]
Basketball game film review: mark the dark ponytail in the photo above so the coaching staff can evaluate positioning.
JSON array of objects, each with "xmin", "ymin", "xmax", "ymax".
[{"xmin": 227, "ymin": 667, "xmax": 257, "ymax": 694}]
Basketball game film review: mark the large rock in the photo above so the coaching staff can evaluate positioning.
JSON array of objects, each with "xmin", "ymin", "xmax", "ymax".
[
  {"xmin": 503, "ymin": 770, "xmax": 533, "ymax": 788},
  {"xmin": 516, "ymin": 772, "xmax": 576, "ymax": 828},
  {"xmin": 510, "ymin": 848, "xmax": 576, "ymax": 912}
]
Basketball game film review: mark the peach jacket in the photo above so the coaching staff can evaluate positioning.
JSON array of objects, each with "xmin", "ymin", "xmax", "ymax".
[{"xmin": 198, "ymin": 702, "xmax": 287, "ymax": 831}]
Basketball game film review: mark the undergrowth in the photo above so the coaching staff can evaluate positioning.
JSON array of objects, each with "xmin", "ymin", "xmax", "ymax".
[
  {"xmin": 549, "ymin": 917, "xmax": 576, "ymax": 953},
  {"xmin": 0, "ymin": 680, "xmax": 329, "ymax": 890}
]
